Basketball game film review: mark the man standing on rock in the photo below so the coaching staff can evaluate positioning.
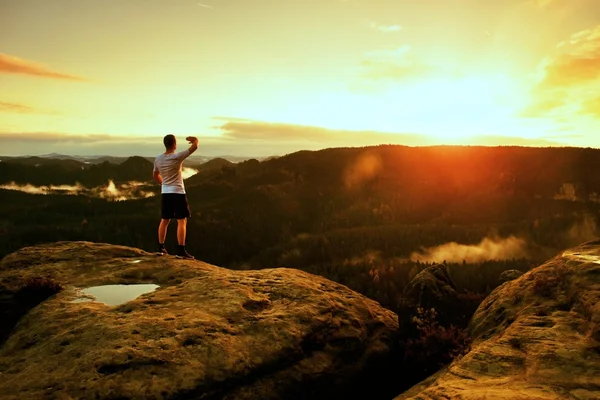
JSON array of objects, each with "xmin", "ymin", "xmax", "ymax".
[{"xmin": 153, "ymin": 134, "xmax": 198, "ymax": 259}]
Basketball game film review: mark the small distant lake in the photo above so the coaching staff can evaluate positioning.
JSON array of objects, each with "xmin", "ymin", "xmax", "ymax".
[{"xmin": 74, "ymin": 284, "xmax": 159, "ymax": 306}]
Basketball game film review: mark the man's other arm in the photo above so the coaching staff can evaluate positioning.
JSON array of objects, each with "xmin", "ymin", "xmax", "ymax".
[
  {"xmin": 153, "ymin": 162, "xmax": 162, "ymax": 184},
  {"xmin": 153, "ymin": 170, "xmax": 162, "ymax": 184}
]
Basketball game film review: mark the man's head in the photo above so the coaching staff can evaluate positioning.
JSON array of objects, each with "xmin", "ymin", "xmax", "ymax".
[{"xmin": 163, "ymin": 134, "xmax": 176, "ymax": 150}]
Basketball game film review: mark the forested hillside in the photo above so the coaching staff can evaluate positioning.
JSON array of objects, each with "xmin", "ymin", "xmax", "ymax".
[{"xmin": 1, "ymin": 145, "xmax": 599, "ymax": 317}]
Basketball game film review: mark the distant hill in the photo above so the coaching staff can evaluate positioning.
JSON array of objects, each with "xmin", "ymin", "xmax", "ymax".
[
  {"xmin": 1, "ymin": 156, "xmax": 86, "ymax": 170},
  {"xmin": 0, "ymin": 153, "xmax": 257, "ymax": 166},
  {"xmin": 199, "ymin": 157, "xmax": 233, "ymax": 170},
  {"xmin": 0, "ymin": 156, "xmax": 154, "ymax": 186},
  {"xmin": 0, "ymin": 153, "xmax": 257, "ymax": 187}
]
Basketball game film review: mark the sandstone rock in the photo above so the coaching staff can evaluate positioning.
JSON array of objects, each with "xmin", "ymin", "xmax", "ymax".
[
  {"xmin": 0, "ymin": 241, "xmax": 399, "ymax": 400},
  {"xmin": 402, "ymin": 264, "xmax": 459, "ymax": 328},
  {"xmin": 499, "ymin": 269, "xmax": 523, "ymax": 283},
  {"xmin": 395, "ymin": 240, "xmax": 600, "ymax": 400}
]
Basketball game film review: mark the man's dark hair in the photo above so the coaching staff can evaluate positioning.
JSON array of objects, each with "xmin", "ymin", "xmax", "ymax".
[{"xmin": 163, "ymin": 134, "xmax": 176, "ymax": 149}]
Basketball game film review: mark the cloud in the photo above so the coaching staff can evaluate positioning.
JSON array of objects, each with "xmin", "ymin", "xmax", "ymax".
[
  {"xmin": 410, "ymin": 236, "xmax": 529, "ymax": 263},
  {"xmin": 364, "ymin": 45, "xmax": 411, "ymax": 60},
  {"xmin": 580, "ymin": 96, "xmax": 600, "ymax": 117},
  {"xmin": 0, "ymin": 53, "xmax": 87, "ymax": 81},
  {"xmin": 528, "ymin": 0, "xmax": 570, "ymax": 9},
  {"xmin": 359, "ymin": 45, "xmax": 428, "ymax": 81},
  {"xmin": 216, "ymin": 118, "xmax": 430, "ymax": 146},
  {"xmin": 0, "ymin": 102, "xmax": 37, "ymax": 114},
  {"xmin": 211, "ymin": 116, "xmax": 257, "ymax": 123},
  {"xmin": 518, "ymin": 25, "xmax": 600, "ymax": 120},
  {"xmin": 0, "ymin": 101, "xmax": 59, "ymax": 115},
  {"xmin": 537, "ymin": 26, "xmax": 600, "ymax": 89},
  {"xmin": 367, "ymin": 20, "xmax": 402, "ymax": 33},
  {"xmin": 0, "ymin": 132, "xmax": 155, "ymax": 144},
  {"xmin": 531, "ymin": 0, "xmax": 556, "ymax": 7}
]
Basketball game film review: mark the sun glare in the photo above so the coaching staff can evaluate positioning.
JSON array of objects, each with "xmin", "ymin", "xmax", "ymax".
[{"xmin": 259, "ymin": 73, "xmax": 529, "ymax": 145}]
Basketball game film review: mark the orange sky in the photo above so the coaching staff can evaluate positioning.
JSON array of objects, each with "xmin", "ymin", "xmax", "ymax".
[{"xmin": 1, "ymin": 0, "xmax": 600, "ymax": 156}]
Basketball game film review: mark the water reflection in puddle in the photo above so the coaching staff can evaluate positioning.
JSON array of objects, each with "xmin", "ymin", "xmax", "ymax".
[{"xmin": 73, "ymin": 284, "xmax": 159, "ymax": 306}]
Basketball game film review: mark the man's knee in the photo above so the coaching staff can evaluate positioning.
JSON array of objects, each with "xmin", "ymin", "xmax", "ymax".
[{"xmin": 177, "ymin": 218, "xmax": 187, "ymax": 225}]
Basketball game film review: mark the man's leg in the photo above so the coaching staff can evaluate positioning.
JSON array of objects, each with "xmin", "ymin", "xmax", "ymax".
[
  {"xmin": 157, "ymin": 193, "xmax": 173, "ymax": 255},
  {"xmin": 157, "ymin": 219, "xmax": 170, "ymax": 255},
  {"xmin": 176, "ymin": 218, "xmax": 186, "ymax": 245},
  {"xmin": 176, "ymin": 218, "xmax": 194, "ymax": 259},
  {"xmin": 158, "ymin": 219, "xmax": 170, "ymax": 243}
]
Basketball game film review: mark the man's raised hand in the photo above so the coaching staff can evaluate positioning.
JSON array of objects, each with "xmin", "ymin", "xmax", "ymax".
[{"xmin": 185, "ymin": 136, "xmax": 198, "ymax": 144}]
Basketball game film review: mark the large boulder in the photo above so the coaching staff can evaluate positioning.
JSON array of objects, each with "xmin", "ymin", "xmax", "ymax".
[
  {"xmin": 499, "ymin": 269, "xmax": 523, "ymax": 284},
  {"xmin": 396, "ymin": 240, "xmax": 600, "ymax": 399},
  {"xmin": 0, "ymin": 241, "xmax": 399, "ymax": 400},
  {"xmin": 402, "ymin": 264, "xmax": 460, "ymax": 328}
]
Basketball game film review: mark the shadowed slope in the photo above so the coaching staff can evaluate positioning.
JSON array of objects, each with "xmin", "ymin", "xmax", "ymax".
[{"xmin": 396, "ymin": 240, "xmax": 600, "ymax": 399}]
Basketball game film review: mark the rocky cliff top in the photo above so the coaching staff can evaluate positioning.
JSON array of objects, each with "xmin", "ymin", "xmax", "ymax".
[{"xmin": 0, "ymin": 241, "xmax": 399, "ymax": 400}]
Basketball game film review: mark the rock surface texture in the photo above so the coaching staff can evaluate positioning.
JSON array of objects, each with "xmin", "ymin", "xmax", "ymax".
[
  {"xmin": 396, "ymin": 240, "xmax": 600, "ymax": 400},
  {"xmin": 0, "ymin": 241, "xmax": 398, "ymax": 400}
]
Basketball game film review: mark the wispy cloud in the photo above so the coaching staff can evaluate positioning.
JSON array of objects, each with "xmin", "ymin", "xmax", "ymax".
[
  {"xmin": 528, "ymin": 0, "xmax": 567, "ymax": 9},
  {"xmin": 580, "ymin": 96, "xmax": 600, "ymax": 117},
  {"xmin": 0, "ymin": 53, "xmax": 87, "ymax": 81},
  {"xmin": 0, "ymin": 101, "xmax": 59, "ymax": 115},
  {"xmin": 532, "ymin": 0, "xmax": 554, "ymax": 7},
  {"xmin": 516, "ymin": 96, "xmax": 567, "ymax": 118},
  {"xmin": 518, "ymin": 25, "xmax": 600, "ymax": 120},
  {"xmin": 537, "ymin": 26, "xmax": 600, "ymax": 89},
  {"xmin": 0, "ymin": 132, "xmax": 158, "ymax": 144},
  {"xmin": 366, "ymin": 20, "xmax": 402, "ymax": 33},
  {"xmin": 215, "ymin": 118, "xmax": 564, "ymax": 148},
  {"xmin": 0, "ymin": 101, "xmax": 37, "ymax": 114},
  {"xmin": 198, "ymin": 3, "xmax": 213, "ymax": 8},
  {"xmin": 359, "ymin": 45, "xmax": 427, "ymax": 81},
  {"xmin": 216, "ymin": 118, "xmax": 429, "ymax": 145},
  {"xmin": 410, "ymin": 236, "xmax": 528, "ymax": 263}
]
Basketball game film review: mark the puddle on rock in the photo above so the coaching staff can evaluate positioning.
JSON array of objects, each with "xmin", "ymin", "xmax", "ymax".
[{"xmin": 73, "ymin": 284, "xmax": 159, "ymax": 306}]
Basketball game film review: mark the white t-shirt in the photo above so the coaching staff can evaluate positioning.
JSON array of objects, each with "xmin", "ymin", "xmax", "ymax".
[{"xmin": 153, "ymin": 149, "xmax": 191, "ymax": 194}]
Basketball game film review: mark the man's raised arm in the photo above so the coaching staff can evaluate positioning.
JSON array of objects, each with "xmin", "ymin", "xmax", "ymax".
[{"xmin": 186, "ymin": 136, "xmax": 199, "ymax": 156}]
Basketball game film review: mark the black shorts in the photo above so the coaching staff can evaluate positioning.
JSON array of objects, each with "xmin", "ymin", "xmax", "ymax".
[{"xmin": 161, "ymin": 194, "xmax": 191, "ymax": 220}]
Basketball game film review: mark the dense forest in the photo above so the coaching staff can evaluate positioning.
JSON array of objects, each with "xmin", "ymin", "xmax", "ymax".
[{"xmin": 1, "ymin": 144, "xmax": 600, "ymax": 316}]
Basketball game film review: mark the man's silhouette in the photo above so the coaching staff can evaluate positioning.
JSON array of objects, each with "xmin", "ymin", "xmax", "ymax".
[{"xmin": 153, "ymin": 134, "xmax": 198, "ymax": 259}]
